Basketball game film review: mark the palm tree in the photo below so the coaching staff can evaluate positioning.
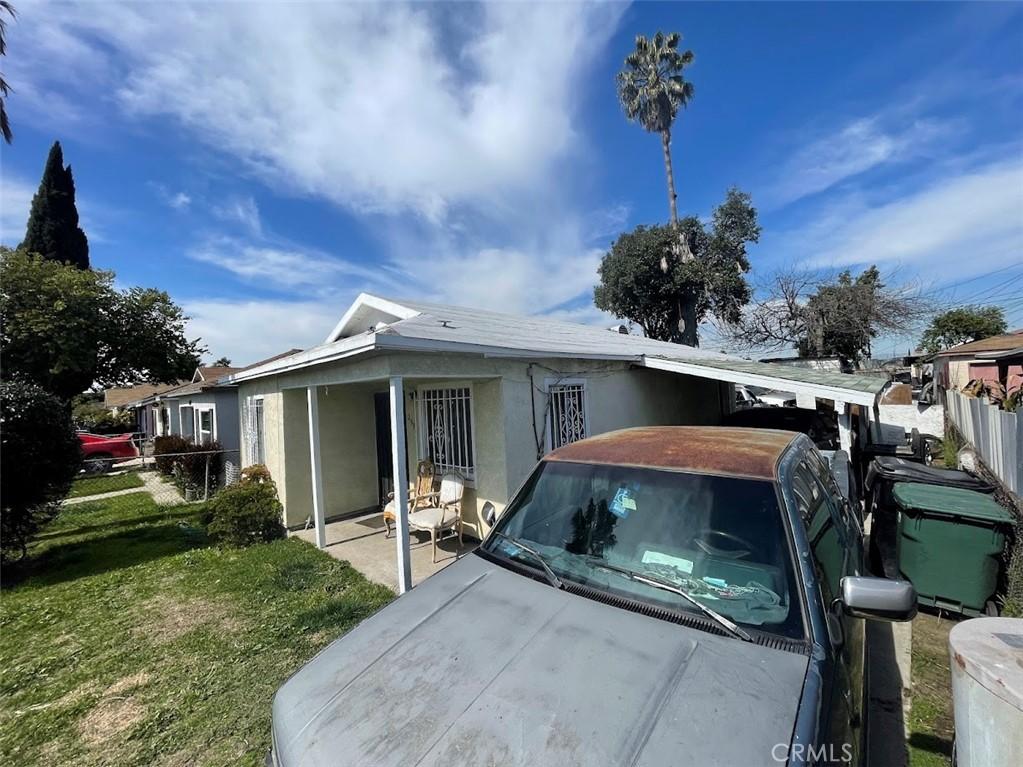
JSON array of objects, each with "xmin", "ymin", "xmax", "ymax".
[
  {"xmin": 617, "ymin": 31, "xmax": 700, "ymax": 345},
  {"xmin": 617, "ymin": 31, "xmax": 694, "ymax": 236},
  {"xmin": 1, "ymin": 1, "xmax": 15, "ymax": 144}
]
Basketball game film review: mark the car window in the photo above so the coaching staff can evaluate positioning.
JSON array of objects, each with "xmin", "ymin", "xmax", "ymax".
[
  {"xmin": 484, "ymin": 461, "xmax": 805, "ymax": 639},
  {"xmin": 792, "ymin": 459, "xmax": 846, "ymax": 602}
]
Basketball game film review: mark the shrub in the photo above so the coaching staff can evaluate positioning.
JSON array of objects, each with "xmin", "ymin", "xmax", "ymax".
[
  {"xmin": 1, "ymin": 378, "xmax": 82, "ymax": 561},
  {"xmin": 72, "ymin": 395, "xmax": 135, "ymax": 434},
  {"xmin": 154, "ymin": 436, "xmax": 223, "ymax": 495},
  {"xmin": 205, "ymin": 473, "xmax": 285, "ymax": 547}
]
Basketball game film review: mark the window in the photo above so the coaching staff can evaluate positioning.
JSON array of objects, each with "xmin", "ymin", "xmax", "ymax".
[
  {"xmin": 179, "ymin": 405, "xmax": 194, "ymax": 440},
  {"xmin": 546, "ymin": 380, "xmax": 588, "ymax": 451},
  {"xmin": 792, "ymin": 458, "xmax": 846, "ymax": 602},
  {"xmin": 417, "ymin": 386, "xmax": 475, "ymax": 480},
  {"xmin": 484, "ymin": 461, "xmax": 804, "ymax": 638},
  {"xmin": 243, "ymin": 396, "xmax": 265, "ymax": 466},
  {"xmin": 195, "ymin": 406, "xmax": 216, "ymax": 444}
]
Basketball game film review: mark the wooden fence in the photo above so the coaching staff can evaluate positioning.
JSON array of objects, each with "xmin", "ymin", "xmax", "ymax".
[{"xmin": 945, "ymin": 389, "xmax": 1022, "ymax": 497}]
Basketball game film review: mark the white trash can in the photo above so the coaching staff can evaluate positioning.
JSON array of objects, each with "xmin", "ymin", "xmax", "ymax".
[{"xmin": 949, "ymin": 617, "xmax": 1023, "ymax": 766}]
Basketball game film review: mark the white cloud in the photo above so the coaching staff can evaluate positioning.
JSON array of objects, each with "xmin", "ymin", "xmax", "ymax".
[
  {"xmin": 213, "ymin": 196, "xmax": 261, "ymax": 235},
  {"xmin": 189, "ymin": 237, "xmax": 386, "ymax": 294},
  {"xmin": 0, "ymin": 174, "xmax": 35, "ymax": 244},
  {"xmin": 767, "ymin": 117, "xmax": 956, "ymax": 207},
  {"xmin": 17, "ymin": 2, "xmax": 623, "ymax": 222},
  {"xmin": 184, "ymin": 298, "xmax": 343, "ymax": 366},
  {"xmin": 169, "ymin": 192, "xmax": 191, "ymax": 210},
  {"xmin": 798, "ymin": 157, "xmax": 1023, "ymax": 277}
]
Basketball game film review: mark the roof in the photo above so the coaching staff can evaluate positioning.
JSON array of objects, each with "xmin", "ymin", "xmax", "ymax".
[
  {"xmin": 545, "ymin": 426, "xmax": 800, "ymax": 480},
  {"xmin": 933, "ymin": 330, "xmax": 1023, "ymax": 357},
  {"xmin": 161, "ymin": 350, "xmax": 303, "ymax": 399},
  {"xmin": 225, "ymin": 293, "xmax": 886, "ymax": 406},
  {"xmin": 103, "ymin": 381, "xmax": 185, "ymax": 408}
]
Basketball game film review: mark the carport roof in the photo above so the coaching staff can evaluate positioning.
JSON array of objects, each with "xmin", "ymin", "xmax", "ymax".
[{"xmin": 224, "ymin": 293, "xmax": 886, "ymax": 406}]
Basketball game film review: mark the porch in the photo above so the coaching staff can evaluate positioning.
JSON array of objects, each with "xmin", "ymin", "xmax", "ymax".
[{"xmin": 291, "ymin": 510, "xmax": 478, "ymax": 592}]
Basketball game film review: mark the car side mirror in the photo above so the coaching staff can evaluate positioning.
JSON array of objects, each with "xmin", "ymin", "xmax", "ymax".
[
  {"xmin": 839, "ymin": 576, "xmax": 917, "ymax": 622},
  {"xmin": 482, "ymin": 502, "xmax": 497, "ymax": 527}
]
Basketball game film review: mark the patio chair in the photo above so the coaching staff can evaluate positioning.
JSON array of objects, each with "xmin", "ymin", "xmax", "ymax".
[
  {"xmin": 382, "ymin": 459, "xmax": 435, "ymax": 539},
  {"xmin": 408, "ymin": 472, "xmax": 465, "ymax": 563}
]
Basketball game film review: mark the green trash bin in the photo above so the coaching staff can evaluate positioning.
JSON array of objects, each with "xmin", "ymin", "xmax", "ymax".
[{"xmin": 894, "ymin": 483, "xmax": 1015, "ymax": 616}]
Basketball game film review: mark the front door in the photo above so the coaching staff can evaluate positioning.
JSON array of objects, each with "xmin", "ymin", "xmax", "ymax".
[{"xmin": 374, "ymin": 392, "xmax": 394, "ymax": 507}]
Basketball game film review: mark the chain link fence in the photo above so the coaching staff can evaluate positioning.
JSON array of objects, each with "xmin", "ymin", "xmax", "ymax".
[{"xmin": 71, "ymin": 442, "xmax": 241, "ymax": 508}]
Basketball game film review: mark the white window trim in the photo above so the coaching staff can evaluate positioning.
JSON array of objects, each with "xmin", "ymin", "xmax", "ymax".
[
  {"xmin": 193, "ymin": 403, "xmax": 217, "ymax": 444},
  {"xmin": 415, "ymin": 382, "xmax": 478, "ymax": 484},
  {"xmin": 544, "ymin": 377, "xmax": 589, "ymax": 453},
  {"xmin": 178, "ymin": 403, "xmax": 195, "ymax": 441}
]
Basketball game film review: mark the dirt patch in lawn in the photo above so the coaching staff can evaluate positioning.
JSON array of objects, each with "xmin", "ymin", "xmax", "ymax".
[
  {"xmin": 138, "ymin": 595, "xmax": 241, "ymax": 643},
  {"xmin": 78, "ymin": 696, "xmax": 146, "ymax": 746}
]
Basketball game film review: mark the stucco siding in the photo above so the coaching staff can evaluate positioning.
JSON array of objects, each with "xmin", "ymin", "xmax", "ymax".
[{"xmin": 317, "ymin": 383, "xmax": 380, "ymax": 519}]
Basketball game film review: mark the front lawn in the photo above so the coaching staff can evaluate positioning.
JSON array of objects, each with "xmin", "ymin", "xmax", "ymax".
[
  {"xmin": 68, "ymin": 471, "xmax": 145, "ymax": 499},
  {"xmin": 0, "ymin": 493, "xmax": 394, "ymax": 766}
]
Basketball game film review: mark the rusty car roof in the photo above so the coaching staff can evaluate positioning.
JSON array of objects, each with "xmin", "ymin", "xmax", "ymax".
[{"xmin": 546, "ymin": 426, "xmax": 801, "ymax": 480}]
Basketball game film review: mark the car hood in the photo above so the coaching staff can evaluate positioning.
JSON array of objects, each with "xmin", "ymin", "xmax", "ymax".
[{"xmin": 273, "ymin": 554, "xmax": 809, "ymax": 767}]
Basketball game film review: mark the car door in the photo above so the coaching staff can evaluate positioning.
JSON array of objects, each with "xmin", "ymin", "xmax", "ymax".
[{"xmin": 791, "ymin": 453, "xmax": 864, "ymax": 764}]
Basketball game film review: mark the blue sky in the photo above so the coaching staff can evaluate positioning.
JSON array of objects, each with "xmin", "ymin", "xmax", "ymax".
[{"xmin": 1, "ymin": 1, "xmax": 1021, "ymax": 364}]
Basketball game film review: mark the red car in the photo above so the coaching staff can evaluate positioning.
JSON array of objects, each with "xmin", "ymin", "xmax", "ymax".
[{"xmin": 78, "ymin": 432, "xmax": 139, "ymax": 473}]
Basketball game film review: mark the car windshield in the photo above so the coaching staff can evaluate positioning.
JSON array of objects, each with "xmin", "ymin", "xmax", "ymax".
[{"xmin": 483, "ymin": 460, "xmax": 804, "ymax": 639}]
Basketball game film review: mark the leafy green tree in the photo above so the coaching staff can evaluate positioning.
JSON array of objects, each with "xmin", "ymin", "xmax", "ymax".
[
  {"xmin": 1, "ymin": 377, "xmax": 81, "ymax": 562},
  {"xmin": 920, "ymin": 306, "xmax": 1007, "ymax": 354},
  {"xmin": 212, "ymin": 356, "xmax": 232, "ymax": 366},
  {"xmin": 1, "ymin": 248, "xmax": 204, "ymax": 400},
  {"xmin": 71, "ymin": 392, "xmax": 135, "ymax": 434},
  {"xmin": 1, "ymin": 2, "xmax": 14, "ymax": 143},
  {"xmin": 20, "ymin": 141, "xmax": 90, "ymax": 269},
  {"xmin": 617, "ymin": 31, "xmax": 703, "ymax": 344},
  {"xmin": 594, "ymin": 188, "xmax": 759, "ymax": 342}
]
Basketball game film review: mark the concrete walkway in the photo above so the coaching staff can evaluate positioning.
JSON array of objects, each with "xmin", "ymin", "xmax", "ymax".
[{"xmin": 64, "ymin": 471, "xmax": 184, "ymax": 507}]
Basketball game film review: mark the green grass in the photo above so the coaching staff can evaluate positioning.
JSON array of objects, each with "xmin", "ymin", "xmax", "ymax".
[
  {"xmin": 0, "ymin": 492, "xmax": 394, "ymax": 766},
  {"xmin": 907, "ymin": 613, "xmax": 955, "ymax": 767},
  {"xmin": 67, "ymin": 471, "xmax": 145, "ymax": 499}
]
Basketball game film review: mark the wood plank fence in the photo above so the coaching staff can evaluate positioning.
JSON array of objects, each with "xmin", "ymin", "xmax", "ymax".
[{"xmin": 945, "ymin": 389, "xmax": 1022, "ymax": 497}]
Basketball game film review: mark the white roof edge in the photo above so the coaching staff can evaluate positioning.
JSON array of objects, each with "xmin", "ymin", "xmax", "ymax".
[
  {"xmin": 324, "ymin": 293, "xmax": 421, "ymax": 343},
  {"xmin": 642, "ymin": 357, "xmax": 878, "ymax": 407},
  {"xmin": 223, "ymin": 336, "xmax": 378, "ymax": 384}
]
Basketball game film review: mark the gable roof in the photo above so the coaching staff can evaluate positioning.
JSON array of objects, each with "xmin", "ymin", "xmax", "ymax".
[
  {"xmin": 161, "ymin": 350, "xmax": 304, "ymax": 400},
  {"xmin": 195, "ymin": 365, "xmax": 240, "ymax": 382},
  {"xmin": 103, "ymin": 381, "xmax": 186, "ymax": 409},
  {"xmin": 933, "ymin": 330, "xmax": 1023, "ymax": 357},
  {"xmin": 225, "ymin": 293, "xmax": 886, "ymax": 406}
]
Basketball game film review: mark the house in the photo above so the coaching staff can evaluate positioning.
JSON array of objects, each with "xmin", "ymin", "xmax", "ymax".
[
  {"xmin": 223, "ymin": 293, "xmax": 888, "ymax": 593},
  {"xmin": 104, "ymin": 381, "xmax": 186, "ymax": 438},
  {"xmin": 157, "ymin": 352, "xmax": 303, "ymax": 456},
  {"xmin": 933, "ymin": 330, "xmax": 1023, "ymax": 391}
]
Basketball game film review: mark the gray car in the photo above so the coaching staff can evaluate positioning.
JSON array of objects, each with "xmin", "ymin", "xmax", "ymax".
[{"xmin": 269, "ymin": 426, "xmax": 915, "ymax": 766}]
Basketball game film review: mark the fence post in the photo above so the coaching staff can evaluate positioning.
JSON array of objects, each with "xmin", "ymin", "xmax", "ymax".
[{"xmin": 204, "ymin": 453, "xmax": 211, "ymax": 502}]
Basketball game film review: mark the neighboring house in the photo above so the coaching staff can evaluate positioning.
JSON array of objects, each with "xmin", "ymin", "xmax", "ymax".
[
  {"xmin": 104, "ymin": 381, "xmax": 186, "ymax": 437},
  {"xmin": 158, "ymin": 353, "xmax": 302, "ymax": 456},
  {"xmin": 222, "ymin": 293, "xmax": 887, "ymax": 591},
  {"xmin": 933, "ymin": 330, "xmax": 1023, "ymax": 391}
]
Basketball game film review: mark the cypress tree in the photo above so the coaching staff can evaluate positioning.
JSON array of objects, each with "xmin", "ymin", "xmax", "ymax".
[{"xmin": 20, "ymin": 141, "xmax": 90, "ymax": 269}]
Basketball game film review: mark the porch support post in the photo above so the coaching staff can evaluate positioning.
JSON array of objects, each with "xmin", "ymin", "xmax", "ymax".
[
  {"xmin": 836, "ymin": 401, "xmax": 853, "ymax": 454},
  {"xmin": 307, "ymin": 386, "xmax": 327, "ymax": 549},
  {"xmin": 390, "ymin": 376, "xmax": 413, "ymax": 594}
]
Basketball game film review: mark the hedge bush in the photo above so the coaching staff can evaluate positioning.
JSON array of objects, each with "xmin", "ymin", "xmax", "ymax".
[
  {"xmin": 204, "ymin": 466, "xmax": 285, "ymax": 547},
  {"xmin": 1, "ymin": 378, "xmax": 82, "ymax": 561},
  {"xmin": 154, "ymin": 436, "xmax": 223, "ymax": 495}
]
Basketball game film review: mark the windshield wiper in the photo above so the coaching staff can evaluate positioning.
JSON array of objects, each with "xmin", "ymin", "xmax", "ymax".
[
  {"xmin": 587, "ymin": 559, "xmax": 753, "ymax": 642},
  {"xmin": 491, "ymin": 533, "xmax": 563, "ymax": 590}
]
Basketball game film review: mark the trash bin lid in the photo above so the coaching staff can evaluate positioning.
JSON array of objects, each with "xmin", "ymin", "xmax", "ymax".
[
  {"xmin": 949, "ymin": 617, "xmax": 1023, "ymax": 710},
  {"xmin": 892, "ymin": 482, "xmax": 1015, "ymax": 524},
  {"xmin": 868, "ymin": 456, "xmax": 993, "ymax": 492}
]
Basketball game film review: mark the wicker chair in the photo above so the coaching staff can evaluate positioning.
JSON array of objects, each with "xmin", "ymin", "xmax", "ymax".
[
  {"xmin": 382, "ymin": 459, "xmax": 435, "ymax": 538},
  {"xmin": 408, "ymin": 472, "xmax": 465, "ymax": 563}
]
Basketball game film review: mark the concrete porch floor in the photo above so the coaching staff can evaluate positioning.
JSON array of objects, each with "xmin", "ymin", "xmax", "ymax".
[{"xmin": 292, "ymin": 511, "xmax": 479, "ymax": 592}]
